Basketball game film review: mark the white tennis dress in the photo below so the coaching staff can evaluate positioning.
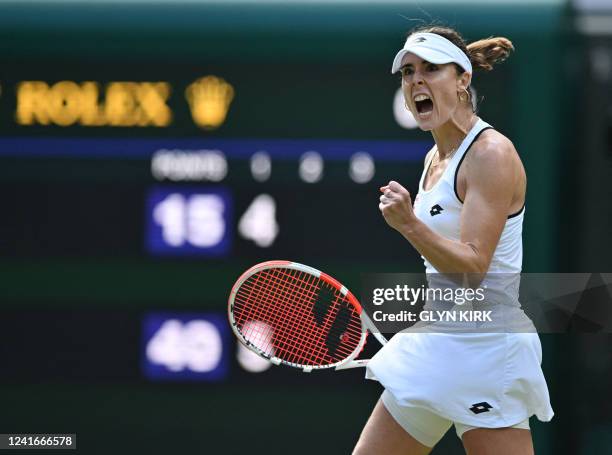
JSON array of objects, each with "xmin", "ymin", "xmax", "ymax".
[{"xmin": 366, "ymin": 118, "xmax": 554, "ymax": 429}]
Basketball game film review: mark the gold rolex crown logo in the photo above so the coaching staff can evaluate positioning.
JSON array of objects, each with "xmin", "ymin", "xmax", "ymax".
[{"xmin": 185, "ymin": 76, "xmax": 235, "ymax": 130}]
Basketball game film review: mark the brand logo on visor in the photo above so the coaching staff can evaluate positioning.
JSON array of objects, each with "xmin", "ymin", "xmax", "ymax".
[{"xmin": 414, "ymin": 37, "xmax": 427, "ymax": 43}]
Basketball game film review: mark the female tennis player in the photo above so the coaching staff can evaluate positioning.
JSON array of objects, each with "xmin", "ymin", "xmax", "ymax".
[{"xmin": 353, "ymin": 26, "xmax": 554, "ymax": 454}]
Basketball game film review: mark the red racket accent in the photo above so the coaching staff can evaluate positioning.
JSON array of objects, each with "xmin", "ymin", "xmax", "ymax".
[{"xmin": 231, "ymin": 266, "xmax": 363, "ymax": 367}]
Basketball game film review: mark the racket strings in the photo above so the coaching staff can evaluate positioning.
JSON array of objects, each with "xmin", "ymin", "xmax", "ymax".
[
  {"xmin": 232, "ymin": 267, "xmax": 362, "ymax": 366},
  {"xmin": 248, "ymin": 269, "xmax": 334, "ymax": 363},
  {"xmin": 257, "ymin": 269, "xmax": 322, "ymax": 361},
  {"xmin": 236, "ymin": 269, "xmax": 321, "ymax": 360},
  {"xmin": 238, "ymin": 269, "xmax": 321, "ymax": 357}
]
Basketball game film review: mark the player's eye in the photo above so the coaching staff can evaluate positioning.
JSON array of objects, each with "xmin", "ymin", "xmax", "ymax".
[
  {"xmin": 401, "ymin": 67, "xmax": 414, "ymax": 77},
  {"xmin": 427, "ymin": 64, "xmax": 439, "ymax": 72}
]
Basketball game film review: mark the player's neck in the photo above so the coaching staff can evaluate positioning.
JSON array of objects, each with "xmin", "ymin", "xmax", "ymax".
[{"xmin": 432, "ymin": 111, "xmax": 477, "ymax": 159}]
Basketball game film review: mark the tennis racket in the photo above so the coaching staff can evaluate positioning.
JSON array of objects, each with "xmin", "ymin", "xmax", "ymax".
[{"xmin": 228, "ymin": 260, "xmax": 387, "ymax": 372}]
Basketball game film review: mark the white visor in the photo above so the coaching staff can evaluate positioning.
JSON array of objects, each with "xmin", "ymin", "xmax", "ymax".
[{"xmin": 391, "ymin": 32, "xmax": 472, "ymax": 75}]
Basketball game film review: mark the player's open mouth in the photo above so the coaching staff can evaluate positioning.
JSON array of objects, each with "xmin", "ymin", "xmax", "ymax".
[{"xmin": 414, "ymin": 94, "xmax": 434, "ymax": 117}]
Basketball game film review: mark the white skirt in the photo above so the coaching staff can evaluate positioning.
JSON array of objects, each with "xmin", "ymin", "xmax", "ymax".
[{"xmin": 365, "ymin": 331, "xmax": 554, "ymax": 427}]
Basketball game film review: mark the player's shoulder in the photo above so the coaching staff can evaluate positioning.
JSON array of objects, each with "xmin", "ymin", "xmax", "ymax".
[{"xmin": 467, "ymin": 128, "xmax": 518, "ymax": 170}]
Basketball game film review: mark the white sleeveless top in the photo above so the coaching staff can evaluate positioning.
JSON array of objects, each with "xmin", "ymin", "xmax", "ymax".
[{"xmin": 413, "ymin": 118, "xmax": 524, "ymax": 275}]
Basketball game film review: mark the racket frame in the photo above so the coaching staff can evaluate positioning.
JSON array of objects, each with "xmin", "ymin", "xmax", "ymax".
[{"xmin": 228, "ymin": 260, "xmax": 386, "ymax": 372}]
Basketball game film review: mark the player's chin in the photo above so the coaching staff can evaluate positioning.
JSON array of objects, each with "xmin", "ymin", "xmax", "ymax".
[
  {"xmin": 413, "ymin": 113, "xmax": 436, "ymax": 131},
  {"xmin": 415, "ymin": 120, "xmax": 434, "ymax": 132},
  {"xmin": 415, "ymin": 114, "xmax": 442, "ymax": 132}
]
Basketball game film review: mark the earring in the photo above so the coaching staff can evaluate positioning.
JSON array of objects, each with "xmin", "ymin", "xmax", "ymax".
[
  {"xmin": 458, "ymin": 88, "xmax": 472, "ymax": 103},
  {"xmin": 464, "ymin": 87, "xmax": 472, "ymax": 102}
]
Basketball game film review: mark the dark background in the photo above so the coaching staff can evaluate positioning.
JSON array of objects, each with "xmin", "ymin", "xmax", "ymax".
[{"xmin": 0, "ymin": 1, "xmax": 610, "ymax": 454}]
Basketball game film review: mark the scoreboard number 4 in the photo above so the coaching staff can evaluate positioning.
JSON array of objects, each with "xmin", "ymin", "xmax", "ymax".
[{"xmin": 238, "ymin": 194, "xmax": 279, "ymax": 247}]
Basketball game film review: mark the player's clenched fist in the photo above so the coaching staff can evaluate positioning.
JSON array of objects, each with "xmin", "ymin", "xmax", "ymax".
[{"xmin": 378, "ymin": 180, "xmax": 416, "ymax": 232}]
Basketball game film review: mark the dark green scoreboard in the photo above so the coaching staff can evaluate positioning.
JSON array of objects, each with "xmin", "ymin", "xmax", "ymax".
[{"xmin": 0, "ymin": 2, "xmax": 569, "ymax": 454}]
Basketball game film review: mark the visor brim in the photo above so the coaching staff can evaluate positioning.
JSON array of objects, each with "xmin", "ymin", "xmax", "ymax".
[{"xmin": 391, "ymin": 48, "xmax": 456, "ymax": 74}]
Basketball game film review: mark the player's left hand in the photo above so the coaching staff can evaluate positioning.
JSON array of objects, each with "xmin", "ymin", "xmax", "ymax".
[{"xmin": 378, "ymin": 180, "xmax": 417, "ymax": 232}]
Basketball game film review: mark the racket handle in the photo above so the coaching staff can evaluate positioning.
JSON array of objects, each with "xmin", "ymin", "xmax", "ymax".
[
  {"xmin": 372, "ymin": 331, "xmax": 388, "ymax": 346},
  {"xmin": 360, "ymin": 313, "xmax": 388, "ymax": 346},
  {"xmin": 335, "ymin": 359, "xmax": 371, "ymax": 370}
]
